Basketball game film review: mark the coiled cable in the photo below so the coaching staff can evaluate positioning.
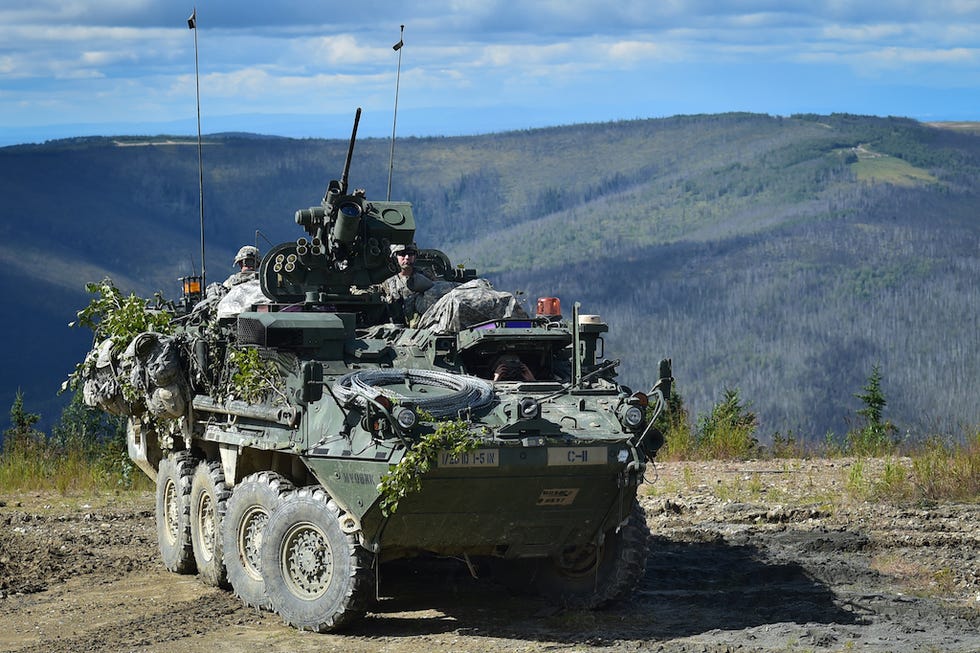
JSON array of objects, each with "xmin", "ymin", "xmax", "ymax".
[{"xmin": 333, "ymin": 368, "xmax": 495, "ymax": 418}]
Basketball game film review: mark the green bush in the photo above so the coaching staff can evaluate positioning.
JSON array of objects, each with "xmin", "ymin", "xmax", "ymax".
[
  {"xmin": 695, "ymin": 387, "xmax": 758, "ymax": 459},
  {"xmin": 658, "ymin": 386, "xmax": 758, "ymax": 460}
]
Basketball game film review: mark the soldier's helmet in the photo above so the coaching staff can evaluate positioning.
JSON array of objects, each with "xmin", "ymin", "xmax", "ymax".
[
  {"xmin": 234, "ymin": 245, "xmax": 260, "ymax": 268},
  {"xmin": 390, "ymin": 242, "xmax": 418, "ymax": 257}
]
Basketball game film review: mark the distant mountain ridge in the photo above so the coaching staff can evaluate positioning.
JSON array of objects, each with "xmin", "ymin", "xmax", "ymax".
[{"xmin": 2, "ymin": 113, "xmax": 978, "ymax": 437}]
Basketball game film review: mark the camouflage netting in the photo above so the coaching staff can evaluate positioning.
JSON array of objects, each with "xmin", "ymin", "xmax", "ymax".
[
  {"xmin": 122, "ymin": 332, "xmax": 189, "ymax": 419},
  {"xmin": 416, "ymin": 278, "xmax": 528, "ymax": 334},
  {"xmin": 81, "ymin": 332, "xmax": 189, "ymax": 420},
  {"xmin": 411, "ymin": 280, "xmax": 459, "ymax": 321},
  {"xmin": 81, "ymin": 338, "xmax": 129, "ymax": 416},
  {"xmin": 216, "ymin": 279, "xmax": 270, "ymax": 319}
]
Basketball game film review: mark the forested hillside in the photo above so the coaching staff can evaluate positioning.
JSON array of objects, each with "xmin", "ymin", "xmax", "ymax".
[{"xmin": 1, "ymin": 113, "xmax": 978, "ymax": 438}]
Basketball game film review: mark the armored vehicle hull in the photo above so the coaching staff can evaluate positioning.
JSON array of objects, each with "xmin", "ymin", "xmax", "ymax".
[{"xmin": 78, "ymin": 111, "xmax": 671, "ymax": 631}]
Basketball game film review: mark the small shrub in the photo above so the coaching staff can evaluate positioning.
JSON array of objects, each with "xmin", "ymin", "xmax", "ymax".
[
  {"xmin": 844, "ymin": 429, "xmax": 980, "ymax": 503},
  {"xmin": 226, "ymin": 346, "xmax": 285, "ymax": 403},
  {"xmin": 1, "ymin": 391, "xmax": 150, "ymax": 493},
  {"xmin": 910, "ymin": 432, "xmax": 980, "ymax": 502},
  {"xmin": 873, "ymin": 459, "xmax": 911, "ymax": 501},
  {"xmin": 845, "ymin": 460, "xmax": 867, "ymax": 498},
  {"xmin": 655, "ymin": 386, "xmax": 696, "ymax": 460},
  {"xmin": 770, "ymin": 430, "xmax": 807, "ymax": 458},
  {"xmin": 695, "ymin": 387, "xmax": 758, "ymax": 459}
]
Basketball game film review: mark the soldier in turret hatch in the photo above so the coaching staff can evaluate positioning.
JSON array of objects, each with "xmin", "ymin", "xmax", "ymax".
[
  {"xmin": 223, "ymin": 245, "xmax": 260, "ymax": 289},
  {"xmin": 379, "ymin": 242, "xmax": 433, "ymax": 326}
]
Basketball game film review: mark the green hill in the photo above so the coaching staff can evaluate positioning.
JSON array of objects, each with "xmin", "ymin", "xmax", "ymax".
[{"xmin": 2, "ymin": 113, "xmax": 978, "ymax": 438}]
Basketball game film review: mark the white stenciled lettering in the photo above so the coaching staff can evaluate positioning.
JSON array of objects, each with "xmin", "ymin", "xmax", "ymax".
[
  {"xmin": 548, "ymin": 447, "xmax": 607, "ymax": 466},
  {"xmin": 437, "ymin": 449, "xmax": 500, "ymax": 468}
]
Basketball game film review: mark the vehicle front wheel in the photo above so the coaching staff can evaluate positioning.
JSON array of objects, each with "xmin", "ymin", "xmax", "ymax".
[
  {"xmin": 261, "ymin": 487, "xmax": 374, "ymax": 632},
  {"xmin": 532, "ymin": 499, "xmax": 650, "ymax": 608},
  {"xmin": 155, "ymin": 450, "xmax": 197, "ymax": 574}
]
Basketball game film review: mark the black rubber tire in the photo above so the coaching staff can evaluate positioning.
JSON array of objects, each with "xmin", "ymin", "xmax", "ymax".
[
  {"xmin": 222, "ymin": 471, "xmax": 295, "ymax": 609},
  {"xmin": 155, "ymin": 450, "xmax": 197, "ymax": 574},
  {"xmin": 531, "ymin": 499, "xmax": 651, "ymax": 608},
  {"xmin": 189, "ymin": 459, "xmax": 231, "ymax": 587},
  {"xmin": 261, "ymin": 487, "xmax": 375, "ymax": 632}
]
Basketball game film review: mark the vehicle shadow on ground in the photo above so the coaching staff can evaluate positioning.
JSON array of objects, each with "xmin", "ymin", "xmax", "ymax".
[{"xmin": 354, "ymin": 534, "xmax": 862, "ymax": 643}]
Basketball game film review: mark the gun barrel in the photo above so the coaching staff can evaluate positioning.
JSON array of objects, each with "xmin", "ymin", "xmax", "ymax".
[{"xmin": 340, "ymin": 107, "xmax": 362, "ymax": 193}]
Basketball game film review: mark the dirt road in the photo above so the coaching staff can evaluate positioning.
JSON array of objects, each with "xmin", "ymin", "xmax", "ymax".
[{"xmin": 2, "ymin": 459, "xmax": 978, "ymax": 652}]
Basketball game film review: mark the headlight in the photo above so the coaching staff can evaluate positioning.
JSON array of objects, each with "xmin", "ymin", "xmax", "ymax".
[
  {"xmin": 620, "ymin": 404, "xmax": 645, "ymax": 430},
  {"xmin": 394, "ymin": 406, "xmax": 418, "ymax": 430},
  {"xmin": 518, "ymin": 397, "xmax": 539, "ymax": 420}
]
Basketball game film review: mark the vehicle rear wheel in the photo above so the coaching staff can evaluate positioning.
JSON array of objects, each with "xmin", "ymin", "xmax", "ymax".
[
  {"xmin": 222, "ymin": 471, "xmax": 295, "ymax": 609},
  {"xmin": 532, "ymin": 499, "xmax": 650, "ymax": 608},
  {"xmin": 261, "ymin": 487, "xmax": 374, "ymax": 631},
  {"xmin": 155, "ymin": 450, "xmax": 197, "ymax": 574},
  {"xmin": 190, "ymin": 459, "xmax": 231, "ymax": 587}
]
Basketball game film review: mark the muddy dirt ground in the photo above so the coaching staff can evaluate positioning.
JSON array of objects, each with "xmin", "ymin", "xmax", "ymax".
[{"xmin": 1, "ymin": 459, "xmax": 978, "ymax": 653}]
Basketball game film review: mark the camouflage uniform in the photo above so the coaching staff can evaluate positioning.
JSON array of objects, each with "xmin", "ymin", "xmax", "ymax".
[
  {"xmin": 222, "ymin": 269, "xmax": 257, "ymax": 289},
  {"xmin": 380, "ymin": 271, "xmax": 434, "ymax": 325}
]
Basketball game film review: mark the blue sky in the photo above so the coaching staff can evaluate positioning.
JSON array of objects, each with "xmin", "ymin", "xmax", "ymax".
[{"xmin": 3, "ymin": 1, "xmax": 980, "ymax": 145}]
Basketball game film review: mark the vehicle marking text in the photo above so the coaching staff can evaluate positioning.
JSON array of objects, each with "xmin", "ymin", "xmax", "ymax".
[
  {"xmin": 438, "ymin": 449, "xmax": 500, "ymax": 467},
  {"xmin": 537, "ymin": 488, "xmax": 579, "ymax": 506},
  {"xmin": 547, "ymin": 447, "xmax": 607, "ymax": 466}
]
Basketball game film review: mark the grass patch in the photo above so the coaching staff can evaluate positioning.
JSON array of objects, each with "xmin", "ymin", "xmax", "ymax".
[
  {"xmin": 843, "ymin": 431, "xmax": 980, "ymax": 503},
  {"xmin": 850, "ymin": 149, "xmax": 937, "ymax": 186},
  {"xmin": 0, "ymin": 439, "xmax": 151, "ymax": 494}
]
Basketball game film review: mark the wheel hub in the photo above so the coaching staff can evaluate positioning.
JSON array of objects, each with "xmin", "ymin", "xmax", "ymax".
[
  {"xmin": 282, "ymin": 523, "xmax": 333, "ymax": 598},
  {"xmin": 164, "ymin": 479, "xmax": 179, "ymax": 545},
  {"xmin": 554, "ymin": 543, "xmax": 600, "ymax": 576},
  {"xmin": 239, "ymin": 507, "xmax": 268, "ymax": 580},
  {"xmin": 197, "ymin": 492, "xmax": 216, "ymax": 562}
]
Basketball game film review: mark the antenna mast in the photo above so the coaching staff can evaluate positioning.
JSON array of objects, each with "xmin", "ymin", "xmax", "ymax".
[
  {"xmin": 386, "ymin": 25, "xmax": 405, "ymax": 201},
  {"xmin": 188, "ymin": 7, "xmax": 207, "ymax": 289}
]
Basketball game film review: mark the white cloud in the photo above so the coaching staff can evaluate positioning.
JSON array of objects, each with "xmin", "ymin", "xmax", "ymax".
[
  {"xmin": 3, "ymin": 0, "xmax": 980, "ymax": 142},
  {"xmin": 606, "ymin": 40, "xmax": 684, "ymax": 64},
  {"xmin": 308, "ymin": 34, "xmax": 387, "ymax": 67},
  {"xmin": 821, "ymin": 23, "xmax": 908, "ymax": 42},
  {"xmin": 866, "ymin": 46, "xmax": 979, "ymax": 66},
  {"xmin": 474, "ymin": 42, "xmax": 575, "ymax": 68}
]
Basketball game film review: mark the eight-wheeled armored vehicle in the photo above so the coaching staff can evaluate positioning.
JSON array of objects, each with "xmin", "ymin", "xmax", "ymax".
[{"xmin": 77, "ymin": 110, "xmax": 672, "ymax": 631}]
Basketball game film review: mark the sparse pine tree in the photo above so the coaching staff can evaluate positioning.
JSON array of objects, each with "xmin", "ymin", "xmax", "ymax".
[
  {"xmin": 856, "ymin": 364, "xmax": 887, "ymax": 428},
  {"xmin": 847, "ymin": 364, "xmax": 898, "ymax": 455},
  {"xmin": 4, "ymin": 390, "xmax": 42, "ymax": 455}
]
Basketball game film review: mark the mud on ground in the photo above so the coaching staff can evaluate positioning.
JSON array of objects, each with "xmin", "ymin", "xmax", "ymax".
[{"xmin": 1, "ymin": 458, "xmax": 978, "ymax": 653}]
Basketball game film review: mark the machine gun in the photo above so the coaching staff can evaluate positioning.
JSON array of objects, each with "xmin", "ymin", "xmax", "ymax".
[{"xmin": 258, "ymin": 108, "xmax": 419, "ymax": 308}]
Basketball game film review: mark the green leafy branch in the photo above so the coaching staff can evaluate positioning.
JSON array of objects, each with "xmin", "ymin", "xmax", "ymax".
[
  {"xmin": 65, "ymin": 277, "xmax": 173, "ymax": 392},
  {"xmin": 226, "ymin": 346, "xmax": 286, "ymax": 404},
  {"xmin": 378, "ymin": 420, "xmax": 481, "ymax": 516}
]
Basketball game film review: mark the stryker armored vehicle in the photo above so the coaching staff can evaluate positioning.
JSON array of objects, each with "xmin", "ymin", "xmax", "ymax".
[{"xmin": 77, "ymin": 110, "xmax": 672, "ymax": 632}]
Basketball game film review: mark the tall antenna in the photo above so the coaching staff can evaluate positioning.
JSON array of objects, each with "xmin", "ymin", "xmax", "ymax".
[
  {"xmin": 386, "ymin": 25, "xmax": 405, "ymax": 201},
  {"xmin": 188, "ymin": 8, "xmax": 207, "ymax": 289}
]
